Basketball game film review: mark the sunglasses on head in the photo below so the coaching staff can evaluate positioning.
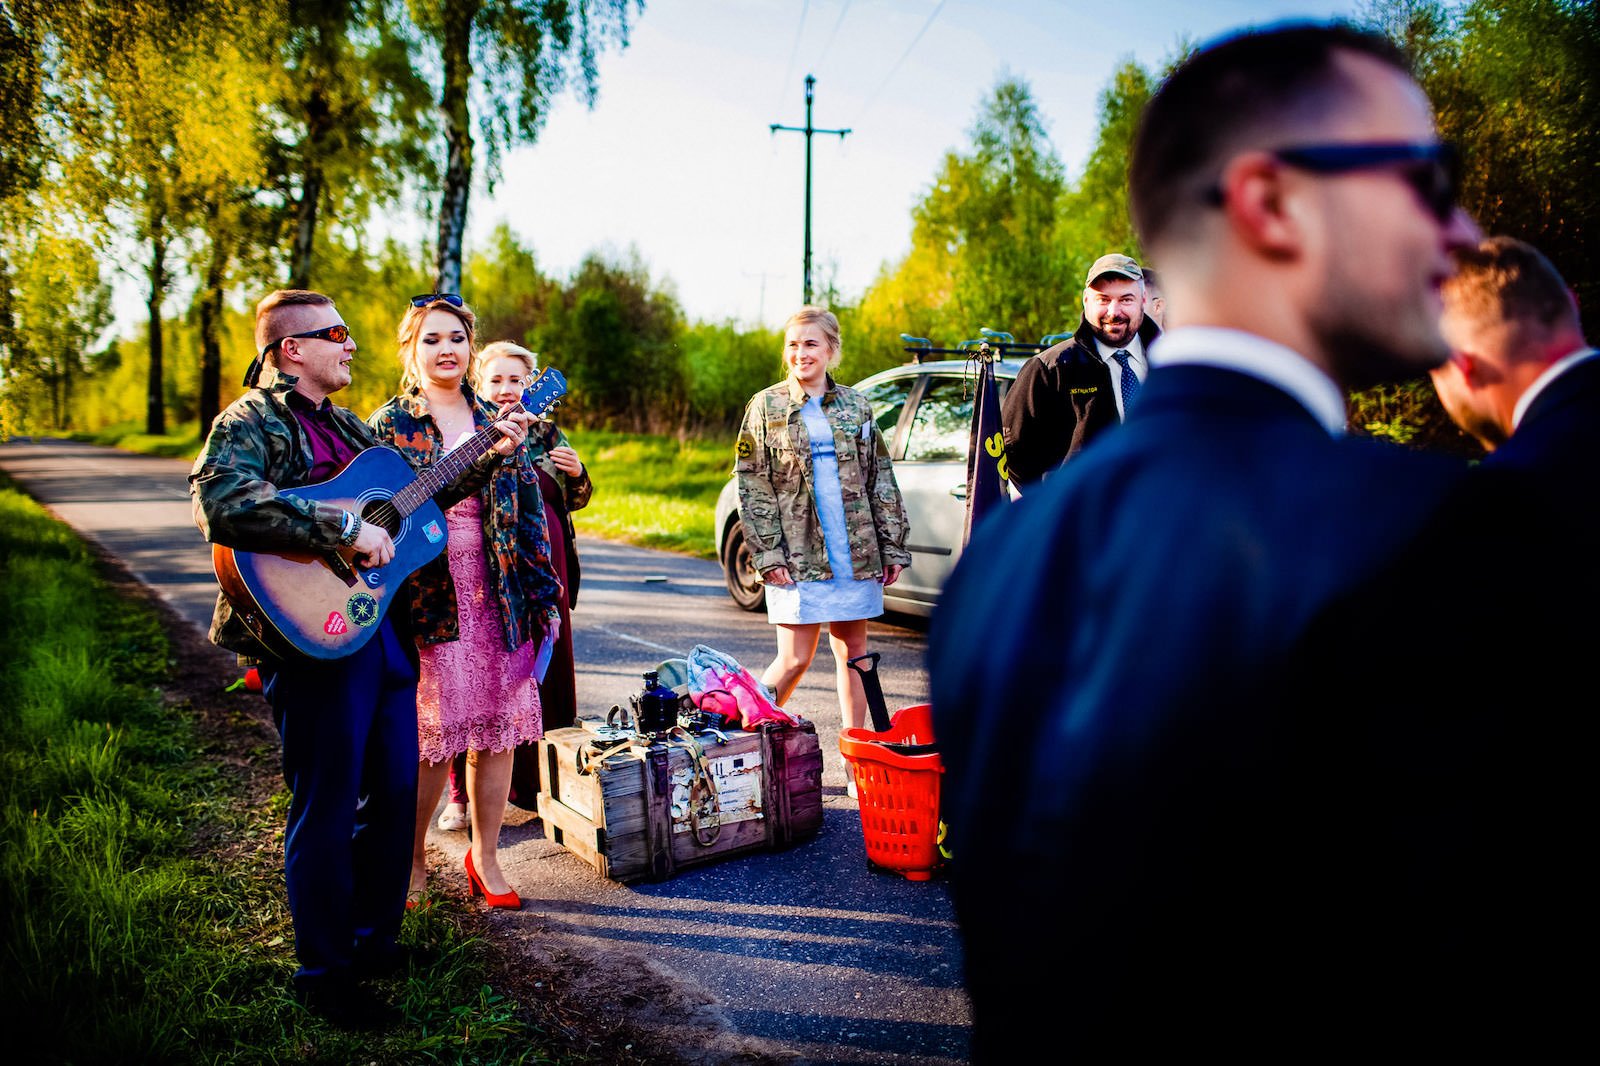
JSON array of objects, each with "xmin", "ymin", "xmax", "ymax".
[
  {"xmin": 409, "ymin": 293, "xmax": 464, "ymax": 308},
  {"xmin": 1205, "ymin": 141, "xmax": 1462, "ymax": 223},
  {"xmin": 258, "ymin": 322, "xmax": 351, "ymax": 357}
]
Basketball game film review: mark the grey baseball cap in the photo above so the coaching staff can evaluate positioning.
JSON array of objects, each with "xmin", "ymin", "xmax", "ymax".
[{"xmin": 1085, "ymin": 253, "xmax": 1143, "ymax": 287}]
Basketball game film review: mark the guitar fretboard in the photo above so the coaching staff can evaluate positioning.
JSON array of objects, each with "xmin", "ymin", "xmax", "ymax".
[{"xmin": 390, "ymin": 400, "xmax": 526, "ymax": 518}]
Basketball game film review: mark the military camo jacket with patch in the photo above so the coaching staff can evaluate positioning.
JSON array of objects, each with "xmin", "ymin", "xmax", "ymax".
[
  {"xmin": 734, "ymin": 375, "xmax": 911, "ymax": 582},
  {"xmin": 188, "ymin": 368, "xmax": 498, "ymax": 660},
  {"xmin": 369, "ymin": 384, "xmax": 562, "ymax": 652}
]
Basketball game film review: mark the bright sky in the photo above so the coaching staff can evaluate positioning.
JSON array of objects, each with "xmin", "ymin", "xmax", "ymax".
[{"xmin": 460, "ymin": 0, "xmax": 1362, "ymax": 329}]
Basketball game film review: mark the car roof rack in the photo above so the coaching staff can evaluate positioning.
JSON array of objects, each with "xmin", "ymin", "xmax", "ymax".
[{"xmin": 898, "ymin": 328, "xmax": 1067, "ymax": 364}]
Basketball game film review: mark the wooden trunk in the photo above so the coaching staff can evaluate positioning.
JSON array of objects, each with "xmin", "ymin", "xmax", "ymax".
[{"xmin": 536, "ymin": 720, "xmax": 824, "ymax": 883}]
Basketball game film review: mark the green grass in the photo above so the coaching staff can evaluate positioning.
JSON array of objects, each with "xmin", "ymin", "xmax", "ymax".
[
  {"xmin": 73, "ymin": 419, "xmax": 205, "ymax": 459},
  {"xmin": 0, "ymin": 476, "xmax": 600, "ymax": 1064},
  {"xmin": 563, "ymin": 428, "xmax": 733, "ymax": 559},
  {"xmin": 70, "ymin": 422, "xmax": 734, "ymax": 562}
]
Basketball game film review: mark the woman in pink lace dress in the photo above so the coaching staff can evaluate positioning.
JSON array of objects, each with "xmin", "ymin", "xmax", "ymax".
[{"xmin": 368, "ymin": 294, "xmax": 563, "ymax": 910}]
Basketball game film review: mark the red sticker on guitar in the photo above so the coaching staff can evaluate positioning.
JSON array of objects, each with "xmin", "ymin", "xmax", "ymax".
[{"xmin": 324, "ymin": 612, "xmax": 348, "ymax": 635}]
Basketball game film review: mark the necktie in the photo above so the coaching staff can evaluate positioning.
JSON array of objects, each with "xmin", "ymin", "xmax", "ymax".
[{"xmin": 1113, "ymin": 349, "xmax": 1140, "ymax": 412}]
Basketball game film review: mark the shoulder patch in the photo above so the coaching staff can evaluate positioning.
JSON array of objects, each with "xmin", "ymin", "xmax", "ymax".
[{"xmin": 736, "ymin": 432, "xmax": 755, "ymax": 460}]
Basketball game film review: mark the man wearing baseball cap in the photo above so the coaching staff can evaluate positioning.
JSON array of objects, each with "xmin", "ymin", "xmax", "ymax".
[{"xmin": 1000, "ymin": 251, "xmax": 1161, "ymax": 487}]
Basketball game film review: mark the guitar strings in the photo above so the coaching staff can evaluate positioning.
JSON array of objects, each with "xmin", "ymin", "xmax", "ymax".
[{"xmin": 352, "ymin": 382, "xmax": 557, "ymax": 539}]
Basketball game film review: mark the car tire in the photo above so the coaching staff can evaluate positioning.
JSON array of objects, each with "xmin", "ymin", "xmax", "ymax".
[{"xmin": 722, "ymin": 521, "xmax": 766, "ymax": 612}]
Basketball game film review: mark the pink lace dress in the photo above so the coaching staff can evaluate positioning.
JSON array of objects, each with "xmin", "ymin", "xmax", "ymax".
[{"xmin": 416, "ymin": 494, "xmax": 543, "ymax": 764}]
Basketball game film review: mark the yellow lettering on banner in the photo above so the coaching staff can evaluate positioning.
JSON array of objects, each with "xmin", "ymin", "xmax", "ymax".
[
  {"xmin": 997, "ymin": 456, "xmax": 1010, "ymax": 481},
  {"xmin": 984, "ymin": 432, "xmax": 1005, "ymax": 459}
]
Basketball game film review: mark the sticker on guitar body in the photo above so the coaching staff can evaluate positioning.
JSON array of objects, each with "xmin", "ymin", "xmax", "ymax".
[
  {"xmin": 324, "ymin": 612, "xmax": 348, "ymax": 635},
  {"xmin": 347, "ymin": 593, "xmax": 380, "ymax": 627}
]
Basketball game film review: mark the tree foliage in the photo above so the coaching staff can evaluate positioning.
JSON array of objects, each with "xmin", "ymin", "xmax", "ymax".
[
  {"xmin": 6, "ymin": 1, "xmax": 1591, "ymax": 452},
  {"xmin": 0, "ymin": 225, "xmax": 111, "ymax": 433},
  {"xmin": 464, "ymin": 222, "xmax": 559, "ymax": 348},
  {"xmin": 680, "ymin": 321, "xmax": 783, "ymax": 430},
  {"xmin": 274, "ymin": 1, "xmax": 439, "ymax": 288},
  {"xmin": 1409, "ymin": 0, "xmax": 1595, "ymax": 333},
  {"xmin": 532, "ymin": 249, "xmax": 683, "ymax": 431},
  {"xmin": 1054, "ymin": 60, "xmax": 1156, "ymax": 280},
  {"xmin": 400, "ymin": 0, "xmax": 642, "ymax": 292},
  {"xmin": 848, "ymin": 68, "xmax": 1155, "ymax": 364},
  {"xmin": 1350, "ymin": 0, "xmax": 1599, "ymax": 452}
]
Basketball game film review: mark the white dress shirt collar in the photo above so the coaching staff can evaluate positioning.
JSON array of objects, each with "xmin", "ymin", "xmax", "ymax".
[
  {"xmin": 1512, "ymin": 347, "xmax": 1599, "ymax": 430},
  {"xmin": 1094, "ymin": 333, "xmax": 1145, "ymax": 366},
  {"xmin": 1147, "ymin": 326, "xmax": 1348, "ymax": 437}
]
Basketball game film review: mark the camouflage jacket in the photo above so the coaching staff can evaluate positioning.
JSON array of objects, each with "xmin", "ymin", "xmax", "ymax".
[
  {"xmin": 368, "ymin": 384, "xmax": 563, "ymax": 651},
  {"xmin": 188, "ymin": 367, "xmax": 496, "ymax": 661},
  {"xmin": 734, "ymin": 375, "xmax": 911, "ymax": 581}
]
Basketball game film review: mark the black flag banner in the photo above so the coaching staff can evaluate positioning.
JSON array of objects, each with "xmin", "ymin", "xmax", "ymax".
[{"xmin": 963, "ymin": 348, "xmax": 1010, "ymax": 545}]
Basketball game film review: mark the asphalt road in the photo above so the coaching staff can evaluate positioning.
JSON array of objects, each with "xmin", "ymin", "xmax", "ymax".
[{"xmin": 0, "ymin": 438, "xmax": 969, "ymax": 1066}]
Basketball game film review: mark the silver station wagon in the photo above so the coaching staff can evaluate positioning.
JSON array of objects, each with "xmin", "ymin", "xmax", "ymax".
[{"xmin": 714, "ymin": 354, "xmax": 1028, "ymax": 618}]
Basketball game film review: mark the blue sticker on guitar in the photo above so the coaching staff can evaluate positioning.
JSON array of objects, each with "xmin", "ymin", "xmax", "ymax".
[
  {"xmin": 363, "ymin": 570, "xmax": 382, "ymax": 587},
  {"xmin": 346, "ymin": 592, "xmax": 380, "ymax": 628},
  {"xmin": 423, "ymin": 520, "xmax": 443, "ymax": 543}
]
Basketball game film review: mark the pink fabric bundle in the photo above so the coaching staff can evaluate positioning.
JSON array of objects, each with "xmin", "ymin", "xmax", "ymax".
[{"xmin": 686, "ymin": 645, "xmax": 798, "ymax": 730}]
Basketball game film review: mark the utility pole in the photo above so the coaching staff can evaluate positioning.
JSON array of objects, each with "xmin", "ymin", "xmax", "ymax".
[{"xmin": 770, "ymin": 74, "xmax": 850, "ymax": 306}]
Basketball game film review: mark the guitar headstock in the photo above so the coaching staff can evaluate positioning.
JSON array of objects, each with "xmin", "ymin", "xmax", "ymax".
[{"xmin": 521, "ymin": 367, "xmax": 568, "ymax": 421}]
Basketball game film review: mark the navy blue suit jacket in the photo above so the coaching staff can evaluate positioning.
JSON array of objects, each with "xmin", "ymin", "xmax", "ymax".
[
  {"xmin": 1488, "ymin": 352, "xmax": 1600, "ymax": 477},
  {"xmin": 930, "ymin": 362, "xmax": 1587, "ymax": 1059}
]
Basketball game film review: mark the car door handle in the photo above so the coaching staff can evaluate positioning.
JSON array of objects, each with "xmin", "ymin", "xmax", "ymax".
[{"xmin": 949, "ymin": 483, "xmax": 968, "ymax": 500}]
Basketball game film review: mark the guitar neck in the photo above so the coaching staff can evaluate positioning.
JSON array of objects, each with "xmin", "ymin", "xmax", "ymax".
[{"xmin": 391, "ymin": 400, "xmax": 523, "ymax": 518}]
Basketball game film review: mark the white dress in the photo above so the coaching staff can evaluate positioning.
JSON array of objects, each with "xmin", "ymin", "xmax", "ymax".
[{"xmin": 764, "ymin": 396, "xmax": 885, "ymax": 625}]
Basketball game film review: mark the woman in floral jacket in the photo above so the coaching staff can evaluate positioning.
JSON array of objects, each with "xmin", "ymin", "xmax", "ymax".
[{"xmin": 368, "ymin": 294, "xmax": 562, "ymax": 910}]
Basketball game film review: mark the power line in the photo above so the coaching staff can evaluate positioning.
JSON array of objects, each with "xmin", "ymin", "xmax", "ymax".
[
  {"xmin": 814, "ymin": 0, "xmax": 854, "ymax": 76},
  {"xmin": 773, "ymin": 0, "xmax": 812, "ymax": 117},
  {"xmin": 855, "ymin": 0, "xmax": 947, "ymax": 123}
]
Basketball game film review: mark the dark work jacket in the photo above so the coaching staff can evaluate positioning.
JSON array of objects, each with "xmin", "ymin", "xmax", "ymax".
[{"xmin": 1000, "ymin": 315, "xmax": 1161, "ymax": 487}]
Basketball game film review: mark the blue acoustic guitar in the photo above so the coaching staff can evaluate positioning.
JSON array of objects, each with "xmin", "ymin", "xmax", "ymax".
[{"xmin": 213, "ymin": 367, "xmax": 567, "ymax": 660}]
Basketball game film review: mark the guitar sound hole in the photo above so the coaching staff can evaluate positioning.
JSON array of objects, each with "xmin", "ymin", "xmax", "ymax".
[{"xmin": 359, "ymin": 500, "xmax": 403, "ymax": 537}]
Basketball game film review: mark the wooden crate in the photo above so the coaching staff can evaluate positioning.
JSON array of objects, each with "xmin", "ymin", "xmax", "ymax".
[{"xmin": 536, "ymin": 720, "xmax": 823, "ymax": 883}]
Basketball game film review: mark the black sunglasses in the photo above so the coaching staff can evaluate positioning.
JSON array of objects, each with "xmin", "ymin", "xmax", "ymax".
[
  {"xmin": 1206, "ymin": 141, "xmax": 1462, "ymax": 223},
  {"xmin": 409, "ymin": 293, "xmax": 465, "ymax": 308},
  {"xmin": 257, "ymin": 322, "xmax": 351, "ymax": 357}
]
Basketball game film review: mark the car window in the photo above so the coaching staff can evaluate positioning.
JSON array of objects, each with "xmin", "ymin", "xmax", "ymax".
[
  {"xmin": 856, "ymin": 374, "xmax": 918, "ymax": 442},
  {"xmin": 902, "ymin": 376, "xmax": 973, "ymax": 462}
]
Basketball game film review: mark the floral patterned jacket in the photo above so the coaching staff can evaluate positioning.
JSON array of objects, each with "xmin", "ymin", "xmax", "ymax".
[{"xmin": 368, "ymin": 384, "xmax": 563, "ymax": 651}]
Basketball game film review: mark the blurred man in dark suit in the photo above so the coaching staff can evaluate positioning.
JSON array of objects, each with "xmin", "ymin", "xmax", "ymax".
[
  {"xmin": 1140, "ymin": 265, "xmax": 1166, "ymax": 327},
  {"xmin": 1429, "ymin": 236, "xmax": 1596, "ymax": 469},
  {"xmin": 929, "ymin": 21, "xmax": 1584, "ymax": 1062}
]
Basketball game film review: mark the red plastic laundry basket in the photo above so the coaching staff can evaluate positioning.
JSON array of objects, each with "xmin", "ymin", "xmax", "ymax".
[{"xmin": 838, "ymin": 703, "xmax": 943, "ymax": 881}]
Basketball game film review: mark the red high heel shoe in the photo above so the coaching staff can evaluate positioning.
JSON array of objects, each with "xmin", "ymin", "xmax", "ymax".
[{"xmin": 463, "ymin": 849, "xmax": 522, "ymax": 910}]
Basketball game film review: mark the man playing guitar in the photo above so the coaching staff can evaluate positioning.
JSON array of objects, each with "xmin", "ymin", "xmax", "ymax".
[{"xmin": 189, "ymin": 289, "xmax": 529, "ymax": 1027}]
